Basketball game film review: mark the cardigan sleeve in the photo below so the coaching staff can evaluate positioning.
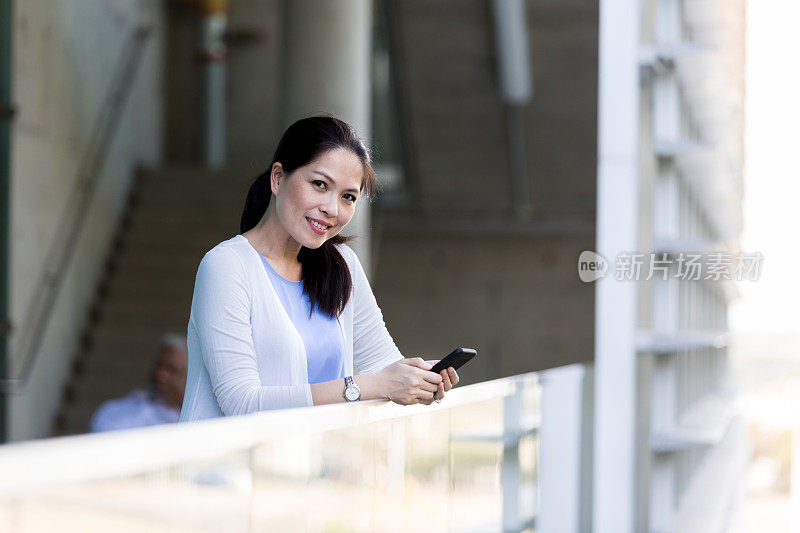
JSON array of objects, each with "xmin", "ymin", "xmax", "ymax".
[
  {"xmin": 190, "ymin": 247, "xmax": 313, "ymax": 415},
  {"xmin": 346, "ymin": 246, "xmax": 405, "ymax": 374}
]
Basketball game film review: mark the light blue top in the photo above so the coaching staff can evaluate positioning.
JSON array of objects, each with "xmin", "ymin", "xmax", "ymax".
[
  {"xmin": 90, "ymin": 390, "xmax": 179, "ymax": 433},
  {"xmin": 259, "ymin": 254, "xmax": 346, "ymax": 385}
]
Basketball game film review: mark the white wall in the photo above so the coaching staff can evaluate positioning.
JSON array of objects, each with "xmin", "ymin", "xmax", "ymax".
[{"xmin": 7, "ymin": 0, "xmax": 163, "ymax": 441}]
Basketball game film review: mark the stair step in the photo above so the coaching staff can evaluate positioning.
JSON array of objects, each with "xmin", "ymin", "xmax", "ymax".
[
  {"xmin": 70, "ymin": 371, "xmax": 152, "ymax": 403},
  {"xmin": 108, "ymin": 255, "xmax": 206, "ymax": 280},
  {"xmin": 84, "ymin": 335, "xmax": 166, "ymax": 363},
  {"xmin": 104, "ymin": 274, "xmax": 195, "ymax": 300},
  {"xmin": 89, "ymin": 332, "xmax": 187, "ymax": 363},
  {"xmin": 57, "ymin": 404, "xmax": 97, "ymax": 435},
  {"xmin": 138, "ymin": 165, "xmax": 260, "ymax": 184},
  {"xmin": 128, "ymin": 206, "xmax": 241, "ymax": 228},
  {"xmin": 124, "ymin": 215, "xmax": 238, "ymax": 237},
  {"xmin": 90, "ymin": 336, "xmax": 188, "ymax": 362},
  {"xmin": 80, "ymin": 347, "xmax": 161, "ymax": 377},
  {"xmin": 99, "ymin": 296, "xmax": 191, "ymax": 318},
  {"xmin": 57, "ymin": 167, "xmax": 250, "ymax": 436},
  {"xmin": 111, "ymin": 245, "xmax": 204, "ymax": 272},
  {"xmin": 120, "ymin": 229, "xmax": 231, "ymax": 251},
  {"xmin": 120, "ymin": 224, "xmax": 234, "ymax": 252},
  {"xmin": 133, "ymin": 182, "xmax": 249, "ymax": 205},
  {"xmin": 91, "ymin": 320, "xmax": 189, "ymax": 338}
]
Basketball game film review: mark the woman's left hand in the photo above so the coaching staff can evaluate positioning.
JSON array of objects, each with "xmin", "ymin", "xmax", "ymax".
[{"xmin": 424, "ymin": 360, "xmax": 459, "ymax": 403}]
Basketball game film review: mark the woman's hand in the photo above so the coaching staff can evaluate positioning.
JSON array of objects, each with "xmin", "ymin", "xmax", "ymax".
[
  {"xmin": 378, "ymin": 358, "xmax": 443, "ymax": 405},
  {"xmin": 425, "ymin": 359, "xmax": 460, "ymax": 403}
]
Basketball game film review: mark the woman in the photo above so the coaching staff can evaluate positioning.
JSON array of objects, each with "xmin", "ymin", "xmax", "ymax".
[{"xmin": 180, "ymin": 116, "xmax": 459, "ymax": 421}]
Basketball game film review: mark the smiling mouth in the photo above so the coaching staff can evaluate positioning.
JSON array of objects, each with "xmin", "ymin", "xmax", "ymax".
[{"xmin": 306, "ymin": 217, "xmax": 333, "ymax": 234}]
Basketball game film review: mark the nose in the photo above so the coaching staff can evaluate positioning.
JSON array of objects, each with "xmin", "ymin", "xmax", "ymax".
[{"xmin": 319, "ymin": 193, "xmax": 338, "ymax": 219}]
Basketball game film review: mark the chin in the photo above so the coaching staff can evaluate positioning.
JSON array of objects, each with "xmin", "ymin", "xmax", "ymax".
[{"xmin": 299, "ymin": 229, "xmax": 340, "ymax": 250}]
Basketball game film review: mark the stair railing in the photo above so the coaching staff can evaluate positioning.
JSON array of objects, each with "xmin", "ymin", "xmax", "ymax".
[{"xmin": 0, "ymin": 26, "xmax": 153, "ymax": 395}]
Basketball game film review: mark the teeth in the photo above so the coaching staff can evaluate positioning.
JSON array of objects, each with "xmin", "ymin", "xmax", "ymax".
[{"xmin": 309, "ymin": 219, "xmax": 329, "ymax": 230}]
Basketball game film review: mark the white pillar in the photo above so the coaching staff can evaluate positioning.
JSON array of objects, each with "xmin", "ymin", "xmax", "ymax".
[
  {"xmin": 283, "ymin": 0, "xmax": 373, "ymax": 274},
  {"xmin": 594, "ymin": 0, "xmax": 640, "ymax": 532},
  {"xmin": 539, "ymin": 364, "xmax": 586, "ymax": 533},
  {"xmin": 201, "ymin": 11, "xmax": 227, "ymax": 169}
]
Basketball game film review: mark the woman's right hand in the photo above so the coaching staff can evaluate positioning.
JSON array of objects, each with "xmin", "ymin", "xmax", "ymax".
[{"xmin": 379, "ymin": 358, "xmax": 443, "ymax": 405}]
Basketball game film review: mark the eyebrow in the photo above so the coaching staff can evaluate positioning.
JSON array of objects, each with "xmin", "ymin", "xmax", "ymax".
[{"xmin": 313, "ymin": 170, "xmax": 360, "ymax": 195}]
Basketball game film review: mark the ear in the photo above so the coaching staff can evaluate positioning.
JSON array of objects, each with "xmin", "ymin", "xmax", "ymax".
[{"xmin": 270, "ymin": 162, "xmax": 284, "ymax": 196}]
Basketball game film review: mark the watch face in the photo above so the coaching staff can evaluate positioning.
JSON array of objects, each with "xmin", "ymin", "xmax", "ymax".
[{"xmin": 345, "ymin": 386, "xmax": 360, "ymax": 401}]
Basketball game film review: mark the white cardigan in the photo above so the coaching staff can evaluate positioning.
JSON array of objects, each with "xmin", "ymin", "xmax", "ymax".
[{"xmin": 179, "ymin": 235, "xmax": 404, "ymax": 421}]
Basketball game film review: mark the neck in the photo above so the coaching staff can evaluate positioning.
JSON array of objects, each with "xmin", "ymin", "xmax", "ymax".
[{"xmin": 247, "ymin": 208, "xmax": 303, "ymax": 267}]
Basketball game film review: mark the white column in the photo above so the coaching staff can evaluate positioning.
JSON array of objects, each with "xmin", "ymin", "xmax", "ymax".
[
  {"xmin": 594, "ymin": 0, "xmax": 640, "ymax": 532},
  {"xmin": 539, "ymin": 364, "xmax": 586, "ymax": 533},
  {"xmin": 202, "ymin": 12, "xmax": 227, "ymax": 169},
  {"xmin": 283, "ymin": 0, "xmax": 373, "ymax": 274}
]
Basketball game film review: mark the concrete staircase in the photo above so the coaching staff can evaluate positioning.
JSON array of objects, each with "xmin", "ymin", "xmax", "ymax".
[
  {"xmin": 54, "ymin": 166, "xmax": 256, "ymax": 435},
  {"xmin": 382, "ymin": 0, "xmax": 597, "ymax": 221}
]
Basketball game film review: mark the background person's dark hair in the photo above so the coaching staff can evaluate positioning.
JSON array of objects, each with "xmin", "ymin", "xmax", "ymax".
[{"xmin": 240, "ymin": 115, "xmax": 377, "ymax": 318}]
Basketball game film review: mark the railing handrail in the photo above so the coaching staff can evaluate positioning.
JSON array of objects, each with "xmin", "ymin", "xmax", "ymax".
[
  {"xmin": 0, "ymin": 26, "xmax": 152, "ymax": 394},
  {"xmin": 0, "ymin": 372, "xmax": 538, "ymax": 499}
]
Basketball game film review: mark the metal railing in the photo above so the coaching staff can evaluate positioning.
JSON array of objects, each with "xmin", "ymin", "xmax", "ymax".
[{"xmin": 0, "ymin": 26, "xmax": 152, "ymax": 395}]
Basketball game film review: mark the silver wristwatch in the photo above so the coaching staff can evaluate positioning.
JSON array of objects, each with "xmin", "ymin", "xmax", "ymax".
[{"xmin": 343, "ymin": 376, "xmax": 361, "ymax": 402}]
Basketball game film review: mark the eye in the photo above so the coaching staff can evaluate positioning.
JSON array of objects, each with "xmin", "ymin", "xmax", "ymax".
[
  {"xmin": 312, "ymin": 180, "xmax": 326, "ymax": 190},
  {"xmin": 343, "ymin": 194, "xmax": 357, "ymax": 202}
]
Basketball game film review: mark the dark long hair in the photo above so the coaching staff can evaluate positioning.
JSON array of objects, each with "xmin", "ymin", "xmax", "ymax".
[{"xmin": 240, "ymin": 116, "xmax": 377, "ymax": 318}]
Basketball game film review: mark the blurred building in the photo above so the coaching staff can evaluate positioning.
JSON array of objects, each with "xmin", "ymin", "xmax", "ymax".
[
  {"xmin": 595, "ymin": 0, "xmax": 747, "ymax": 531},
  {"xmin": 0, "ymin": 0, "xmax": 746, "ymax": 531}
]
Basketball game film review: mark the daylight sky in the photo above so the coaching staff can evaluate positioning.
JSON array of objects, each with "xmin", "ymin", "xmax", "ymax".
[{"xmin": 729, "ymin": 0, "xmax": 800, "ymax": 337}]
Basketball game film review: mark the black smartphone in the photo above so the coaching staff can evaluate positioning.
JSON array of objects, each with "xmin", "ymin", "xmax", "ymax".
[{"xmin": 430, "ymin": 348, "xmax": 477, "ymax": 374}]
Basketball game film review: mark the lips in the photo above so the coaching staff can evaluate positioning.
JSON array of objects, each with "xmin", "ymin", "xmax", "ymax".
[{"xmin": 306, "ymin": 217, "xmax": 333, "ymax": 235}]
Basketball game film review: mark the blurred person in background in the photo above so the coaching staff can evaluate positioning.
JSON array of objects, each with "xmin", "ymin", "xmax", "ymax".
[
  {"xmin": 90, "ymin": 334, "xmax": 188, "ymax": 432},
  {"xmin": 180, "ymin": 115, "xmax": 459, "ymax": 422}
]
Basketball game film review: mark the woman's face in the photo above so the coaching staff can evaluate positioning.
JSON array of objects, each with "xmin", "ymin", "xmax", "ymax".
[{"xmin": 271, "ymin": 148, "xmax": 364, "ymax": 249}]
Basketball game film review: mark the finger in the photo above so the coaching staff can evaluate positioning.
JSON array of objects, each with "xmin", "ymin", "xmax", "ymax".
[
  {"xmin": 421, "ymin": 370, "xmax": 443, "ymax": 386},
  {"xmin": 434, "ymin": 382, "xmax": 445, "ymax": 399},
  {"xmin": 419, "ymin": 381, "xmax": 439, "ymax": 394},
  {"xmin": 404, "ymin": 357, "xmax": 432, "ymax": 370},
  {"xmin": 440, "ymin": 369, "xmax": 452, "ymax": 392},
  {"xmin": 422, "ymin": 389, "xmax": 436, "ymax": 404},
  {"xmin": 448, "ymin": 367, "xmax": 459, "ymax": 386},
  {"xmin": 417, "ymin": 390, "xmax": 432, "ymax": 405}
]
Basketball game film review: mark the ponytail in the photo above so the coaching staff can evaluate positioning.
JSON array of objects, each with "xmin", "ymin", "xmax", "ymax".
[
  {"xmin": 239, "ymin": 116, "xmax": 374, "ymax": 319},
  {"xmin": 239, "ymin": 170, "xmax": 271, "ymax": 235}
]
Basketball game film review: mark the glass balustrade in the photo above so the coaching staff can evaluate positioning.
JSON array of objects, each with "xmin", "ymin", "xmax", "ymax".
[{"xmin": 0, "ymin": 373, "xmax": 543, "ymax": 533}]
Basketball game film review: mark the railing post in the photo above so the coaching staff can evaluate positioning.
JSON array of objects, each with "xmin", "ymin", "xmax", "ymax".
[
  {"xmin": 539, "ymin": 364, "xmax": 587, "ymax": 533},
  {"xmin": 387, "ymin": 418, "xmax": 405, "ymax": 493},
  {"xmin": 502, "ymin": 390, "xmax": 523, "ymax": 533}
]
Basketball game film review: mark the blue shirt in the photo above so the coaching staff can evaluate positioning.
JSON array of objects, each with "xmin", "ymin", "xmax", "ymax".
[
  {"xmin": 259, "ymin": 254, "xmax": 346, "ymax": 384},
  {"xmin": 90, "ymin": 390, "xmax": 179, "ymax": 432}
]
